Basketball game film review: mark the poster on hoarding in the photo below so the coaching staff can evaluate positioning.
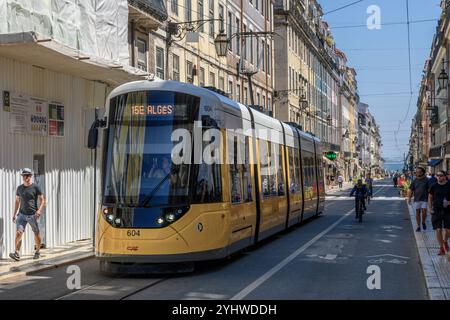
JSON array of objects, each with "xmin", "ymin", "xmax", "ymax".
[
  {"xmin": 10, "ymin": 93, "xmax": 30, "ymax": 134},
  {"xmin": 9, "ymin": 92, "xmax": 50, "ymax": 136},
  {"xmin": 48, "ymin": 103, "xmax": 64, "ymax": 137},
  {"xmin": 29, "ymin": 97, "xmax": 48, "ymax": 136},
  {"xmin": 2, "ymin": 91, "xmax": 10, "ymax": 112}
]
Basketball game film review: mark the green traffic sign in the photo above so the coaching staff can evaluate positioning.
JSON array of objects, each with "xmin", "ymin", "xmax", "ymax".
[{"xmin": 325, "ymin": 152, "xmax": 337, "ymax": 160}]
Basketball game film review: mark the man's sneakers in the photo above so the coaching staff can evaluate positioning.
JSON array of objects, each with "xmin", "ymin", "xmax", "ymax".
[
  {"xmin": 416, "ymin": 227, "xmax": 421, "ymax": 232},
  {"xmin": 422, "ymin": 223, "xmax": 427, "ymax": 231},
  {"xmin": 9, "ymin": 251, "xmax": 40, "ymax": 261},
  {"xmin": 9, "ymin": 252, "xmax": 20, "ymax": 261}
]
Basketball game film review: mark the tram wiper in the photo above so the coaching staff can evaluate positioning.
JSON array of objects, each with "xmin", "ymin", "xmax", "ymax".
[{"xmin": 138, "ymin": 167, "xmax": 179, "ymax": 207}]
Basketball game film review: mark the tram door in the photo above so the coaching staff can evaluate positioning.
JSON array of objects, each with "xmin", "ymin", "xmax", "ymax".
[{"xmin": 33, "ymin": 154, "xmax": 46, "ymax": 248}]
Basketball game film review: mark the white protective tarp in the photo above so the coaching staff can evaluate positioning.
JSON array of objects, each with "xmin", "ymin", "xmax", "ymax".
[
  {"xmin": 117, "ymin": 0, "xmax": 129, "ymax": 65},
  {"xmin": 78, "ymin": 0, "xmax": 98, "ymax": 58},
  {"xmin": 52, "ymin": 0, "xmax": 80, "ymax": 50},
  {"xmin": 31, "ymin": 0, "xmax": 52, "ymax": 37},
  {"xmin": 0, "ymin": 0, "xmax": 7, "ymax": 34},
  {"xmin": 95, "ymin": 0, "xmax": 120, "ymax": 62},
  {"xmin": 1, "ymin": 0, "xmax": 130, "ymax": 64}
]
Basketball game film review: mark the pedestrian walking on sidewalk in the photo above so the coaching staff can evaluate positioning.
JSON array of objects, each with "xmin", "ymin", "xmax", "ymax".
[
  {"xmin": 408, "ymin": 166, "xmax": 430, "ymax": 232},
  {"xmin": 338, "ymin": 174, "xmax": 344, "ymax": 190},
  {"xmin": 9, "ymin": 168, "xmax": 46, "ymax": 261},
  {"xmin": 429, "ymin": 173, "xmax": 437, "ymax": 186},
  {"xmin": 428, "ymin": 170, "xmax": 450, "ymax": 256}
]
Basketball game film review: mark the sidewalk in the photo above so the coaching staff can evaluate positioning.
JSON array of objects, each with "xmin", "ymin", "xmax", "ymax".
[
  {"xmin": 325, "ymin": 181, "xmax": 353, "ymax": 195},
  {"xmin": 0, "ymin": 239, "xmax": 94, "ymax": 281},
  {"xmin": 407, "ymin": 204, "xmax": 450, "ymax": 300}
]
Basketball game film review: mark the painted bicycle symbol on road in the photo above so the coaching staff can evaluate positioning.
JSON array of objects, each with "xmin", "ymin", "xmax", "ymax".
[{"xmin": 366, "ymin": 254, "xmax": 409, "ymax": 265}]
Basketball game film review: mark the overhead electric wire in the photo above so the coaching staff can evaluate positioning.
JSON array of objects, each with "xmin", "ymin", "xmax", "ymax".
[
  {"xmin": 332, "ymin": 18, "xmax": 436, "ymax": 29},
  {"xmin": 393, "ymin": 0, "xmax": 414, "ymax": 150},
  {"xmin": 322, "ymin": 0, "xmax": 365, "ymax": 16}
]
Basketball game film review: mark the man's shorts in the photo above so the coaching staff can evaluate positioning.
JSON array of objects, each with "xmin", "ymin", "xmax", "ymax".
[
  {"xmin": 431, "ymin": 209, "xmax": 450, "ymax": 230},
  {"xmin": 16, "ymin": 213, "xmax": 40, "ymax": 234},
  {"xmin": 414, "ymin": 201, "xmax": 428, "ymax": 210}
]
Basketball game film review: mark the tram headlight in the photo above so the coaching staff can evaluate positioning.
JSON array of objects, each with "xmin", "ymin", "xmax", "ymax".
[
  {"xmin": 166, "ymin": 213, "xmax": 176, "ymax": 222},
  {"xmin": 102, "ymin": 207, "xmax": 116, "ymax": 226},
  {"xmin": 155, "ymin": 206, "xmax": 190, "ymax": 228}
]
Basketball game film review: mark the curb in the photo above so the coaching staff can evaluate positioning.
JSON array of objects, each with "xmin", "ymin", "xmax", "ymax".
[
  {"xmin": 406, "ymin": 202, "xmax": 447, "ymax": 300},
  {"xmin": 0, "ymin": 251, "xmax": 94, "ymax": 282}
]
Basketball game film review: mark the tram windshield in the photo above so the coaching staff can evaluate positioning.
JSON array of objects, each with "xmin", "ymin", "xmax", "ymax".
[{"xmin": 103, "ymin": 90, "xmax": 200, "ymax": 207}]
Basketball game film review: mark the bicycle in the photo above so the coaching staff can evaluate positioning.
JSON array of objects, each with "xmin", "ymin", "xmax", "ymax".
[{"xmin": 354, "ymin": 195, "xmax": 365, "ymax": 223}]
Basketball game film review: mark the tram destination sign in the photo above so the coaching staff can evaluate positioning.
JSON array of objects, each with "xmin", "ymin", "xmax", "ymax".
[{"xmin": 131, "ymin": 104, "xmax": 173, "ymax": 116}]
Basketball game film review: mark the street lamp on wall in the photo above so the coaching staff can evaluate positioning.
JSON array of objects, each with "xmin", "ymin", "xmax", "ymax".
[
  {"xmin": 438, "ymin": 58, "xmax": 449, "ymax": 91},
  {"xmin": 214, "ymin": 32, "xmax": 229, "ymax": 57},
  {"xmin": 214, "ymin": 30, "xmax": 275, "ymax": 58}
]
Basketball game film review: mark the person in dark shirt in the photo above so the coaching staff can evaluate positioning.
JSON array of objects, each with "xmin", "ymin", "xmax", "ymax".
[
  {"xmin": 429, "ymin": 173, "xmax": 437, "ymax": 186},
  {"xmin": 9, "ymin": 168, "xmax": 46, "ymax": 261},
  {"xmin": 408, "ymin": 167, "xmax": 430, "ymax": 232},
  {"xmin": 428, "ymin": 171, "xmax": 450, "ymax": 256},
  {"xmin": 350, "ymin": 179, "xmax": 370, "ymax": 218}
]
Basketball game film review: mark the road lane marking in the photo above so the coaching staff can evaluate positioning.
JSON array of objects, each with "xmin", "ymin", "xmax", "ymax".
[{"xmin": 230, "ymin": 207, "xmax": 355, "ymax": 300}]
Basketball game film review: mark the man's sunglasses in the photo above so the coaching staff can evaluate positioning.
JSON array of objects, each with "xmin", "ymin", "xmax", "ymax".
[
  {"xmin": 22, "ymin": 174, "xmax": 32, "ymax": 178},
  {"xmin": 436, "ymin": 174, "xmax": 445, "ymax": 177}
]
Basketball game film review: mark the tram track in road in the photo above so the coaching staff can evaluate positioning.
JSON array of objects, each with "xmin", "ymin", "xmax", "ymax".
[{"xmin": 54, "ymin": 274, "xmax": 172, "ymax": 300}]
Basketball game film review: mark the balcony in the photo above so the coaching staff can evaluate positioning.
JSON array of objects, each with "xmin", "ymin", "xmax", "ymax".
[
  {"xmin": 430, "ymin": 106, "xmax": 440, "ymax": 126},
  {"xmin": 128, "ymin": 0, "xmax": 167, "ymax": 31},
  {"xmin": 429, "ymin": 145, "xmax": 442, "ymax": 158}
]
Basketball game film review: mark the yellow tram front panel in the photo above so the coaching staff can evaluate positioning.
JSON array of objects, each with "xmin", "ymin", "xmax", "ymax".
[{"xmin": 96, "ymin": 203, "xmax": 233, "ymax": 257}]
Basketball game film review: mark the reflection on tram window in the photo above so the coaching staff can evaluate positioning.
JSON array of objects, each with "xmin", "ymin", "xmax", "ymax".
[
  {"xmin": 229, "ymin": 135, "xmax": 252, "ymax": 204},
  {"xmin": 192, "ymin": 137, "xmax": 222, "ymax": 203},
  {"xmin": 259, "ymin": 140, "xmax": 270, "ymax": 197},
  {"xmin": 302, "ymin": 151, "xmax": 314, "ymax": 197},
  {"xmin": 276, "ymin": 144, "xmax": 285, "ymax": 196},
  {"xmin": 260, "ymin": 141, "xmax": 285, "ymax": 198},
  {"xmin": 288, "ymin": 147, "xmax": 301, "ymax": 194},
  {"xmin": 294, "ymin": 149, "xmax": 301, "ymax": 193}
]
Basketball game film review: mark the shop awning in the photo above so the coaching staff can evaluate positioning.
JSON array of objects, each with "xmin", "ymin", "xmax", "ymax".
[{"xmin": 427, "ymin": 159, "xmax": 442, "ymax": 167}]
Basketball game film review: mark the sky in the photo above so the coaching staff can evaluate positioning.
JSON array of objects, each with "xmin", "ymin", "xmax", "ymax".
[{"xmin": 319, "ymin": 0, "xmax": 442, "ymax": 164}]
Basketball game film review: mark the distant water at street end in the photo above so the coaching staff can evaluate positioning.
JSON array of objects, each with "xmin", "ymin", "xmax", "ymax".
[{"xmin": 383, "ymin": 163, "xmax": 403, "ymax": 172}]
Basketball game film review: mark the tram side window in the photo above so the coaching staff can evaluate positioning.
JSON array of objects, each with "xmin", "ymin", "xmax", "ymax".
[
  {"xmin": 229, "ymin": 135, "xmax": 252, "ymax": 204},
  {"xmin": 270, "ymin": 142, "xmax": 278, "ymax": 196},
  {"xmin": 302, "ymin": 151, "xmax": 314, "ymax": 191},
  {"xmin": 192, "ymin": 137, "xmax": 222, "ymax": 203},
  {"xmin": 242, "ymin": 136, "xmax": 252, "ymax": 202},
  {"xmin": 289, "ymin": 147, "xmax": 301, "ymax": 194},
  {"xmin": 288, "ymin": 147, "xmax": 295, "ymax": 193},
  {"xmin": 294, "ymin": 149, "xmax": 301, "ymax": 193},
  {"xmin": 276, "ymin": 144, "xmax": 285, "ymax": 196},
  {"xmin": 230, "ymin": 135, "xmax": 243, "ymax": 203},
  {"xmin": 260, "ymin": 140, "xmax": 270, "ymax": 198}
]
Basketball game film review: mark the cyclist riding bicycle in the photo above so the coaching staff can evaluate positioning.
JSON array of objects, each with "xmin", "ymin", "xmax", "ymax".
[{"xmin": 350, "ymin": 179, "xmax": 371, "ymax": 219}]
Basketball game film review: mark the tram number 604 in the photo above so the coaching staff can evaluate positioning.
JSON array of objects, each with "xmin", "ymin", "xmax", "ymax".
[{"xmin": 127, "ymin": 230, "xmax": 141, "ymax": 237}]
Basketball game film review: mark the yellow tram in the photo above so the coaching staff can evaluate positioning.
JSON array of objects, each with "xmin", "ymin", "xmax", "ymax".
[{"xmin": 95, "ymin": 80, "xmax": 325, "ymax": 272}]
